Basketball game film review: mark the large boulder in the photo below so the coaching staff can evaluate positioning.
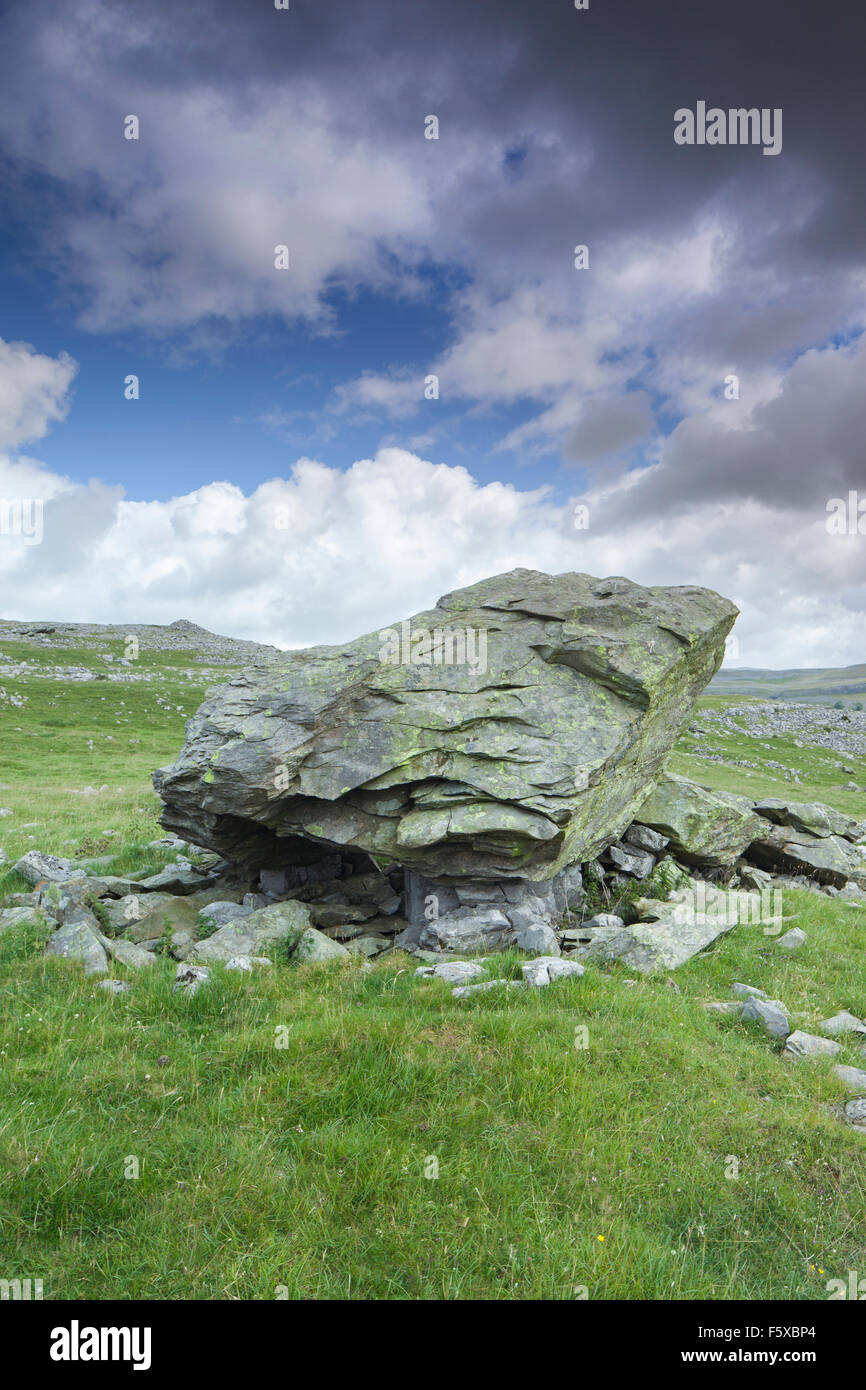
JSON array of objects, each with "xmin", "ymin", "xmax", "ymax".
[
  {"xmin": 746, "ymin": 825, "xmax": 862, "ymax": 888},
  {"xmin": 154, "ymin": 569, "xmax": 736, "ymax": 884},
  {"xmin": 635, "ymin": 773, "xmax": 762, "ymax": 868},
  {"xmin": 752, "ymin": 798, "xmax": 863, "ymax": 843}
]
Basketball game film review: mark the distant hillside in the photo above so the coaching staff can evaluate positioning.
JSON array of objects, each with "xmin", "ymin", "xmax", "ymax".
[{"xmin": 710, "ymin": 663, "xmax": 866, "ymax": 703}]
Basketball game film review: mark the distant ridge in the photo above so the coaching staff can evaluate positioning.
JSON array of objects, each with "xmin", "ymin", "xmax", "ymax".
[{"xmin": 710, "ymin": 663, "xmax": 866, "ymax": 702}]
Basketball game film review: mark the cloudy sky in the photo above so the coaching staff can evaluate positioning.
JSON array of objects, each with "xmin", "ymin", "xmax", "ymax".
[{"xmin": 0, "ymin": 0, "xmax": 864, "ymax": 665}]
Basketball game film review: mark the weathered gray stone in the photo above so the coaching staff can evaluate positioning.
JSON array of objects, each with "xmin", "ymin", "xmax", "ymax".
[
  {"xmin": 747, "ymin": 827, "xmax": 859, "ymax": 888},
  {"xmin": 753, "ymin": 798, "xmax": 863, "ymax": 842},
  {"xmin": 102, "ymin": 892, "xmax": 172, "ymax": 932},
  {"xmin": 740, "ymin": 997, "xmax": 790, "ymax": 1038},
  {"xmin": 734, "ymin": 862, "xmax": 774, "ymax": 892},
  {"xmin": 0, "ymin": 905, "xmax": 47, "ymax": 936},
  {"xmin": 636, "ymin": 774, "xmax": 762, "ymax": 868},
  {"xmin": 45, "ymin": 918, "xmax": 108, "ymax": 975},
  {"xmin": 96, "ymin": 979, "xmax": 132, "ymax": 995},
  {"xmin": 452, "ymin": 979, "xmax": 524, "ymax": 999},
  {"xmin": 154, "ymin": 569, "xmax": 736, "ymax": 882},
  {"xmin": 577, "ymin": 897, "xmax": 739, "ymax": 973},
  {"xmin": 581, "ymin": 913, "xmax": 625, "ymax": 930},
  {"xmin": 776, "ymin": 927, "xmax": 807, "ymax": 951},
  {"xmin": 13, "ymin": 851, "xmax": 87, "ymax": 886},
  {"xmin": 198, "ymin": 900, "xmax": 254, "ymax": 930},
  {"xmin": 192, "ymin": 899, "xmax": 313, "ymax": 963},
  {"xmin": 100, "ymin": 935, "xmax": 158, "ymax": 970},
  {"xmin": 512, "ymin": 923, "xmax": 560, "ymax": 955},
  {"xmin": 732, "ymin": 983, "xmax": 768, "ymax": 999},
  {"xmin": 605, "ymin": 841, "xmax": 655, "ymax": 878},
  {"xmin": 844, "ymin": 1098, "xmax": 866, "ymax": 1123},
  {"xmin": 417, "ymin": 906, "xmax": 514, "ymax": 954},
  {"xmin": 415, "ymin": 961, "xmax": 487, "ymax": 984},
  {"xmin": 137, "ymin": 866, "xmax": 214, "ymax": 895},
  {"xmin": 624, "ymin": 823, "xmax": 669, "ymax": 854},
  {"xmin": 784, "ymin": 1030, "xmax": 841, "ymax": 1061},
  {"xmin": 345, "ymin": 934, "xmax": 391, "ymax": 957},
  {"xmin": 833, "ymin": 1065, "xmax": 866, "ymax": 1093},
  {"xmin": 820, "ymin": 1011, "xmax": 866, "ymax": 1036},
  {"xmin": 291, "ymin": 927, "xmax": 350, "ymax": 964},
  {"xmin": 225, "ymin": 954, "xmax": 272, "ymax": 972},
  {"xmin": 521, "ymin": 956, "xmax": 585, "ymax": 987},
  {"xmin": 174, "ymin": 963, "xmax": 210, "ymax": 995},
  {"xmin": 703, "ymin": 1001, "xmax": 742, "ymax": 1015}
]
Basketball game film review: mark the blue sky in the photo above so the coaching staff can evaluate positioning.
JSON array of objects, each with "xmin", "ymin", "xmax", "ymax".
[{"xmin": 0, "ymin": 0, "xmax": 864, "ymax": 665}]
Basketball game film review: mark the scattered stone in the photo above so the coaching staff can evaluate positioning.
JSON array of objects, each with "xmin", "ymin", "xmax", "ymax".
[
  {"xmin": 197, "ymin": 900, "xmax": 254, "ymax": 931},
  {"xmin": 415, "ymin": 961, "xmax": 487, "ymax": 984},
  {"xmin": 0, "ymin": 905, "xmax": 47, "ymax": 936},
  {"xmin": 417, "ymin": 906, "xmax": 514, "ymax": 954},
  {"xmin": 345, "ymin": 934, "xmax": 391, "ymax": 958},
  {"xmin": 623, "ymin": 823, "xmax": 669, "ymax": 854},
  {"xmin": 291, "ymin": 927, "xmax": 350, "ymax": 964},
  {"xmin": 452, "ymin": 979, "xmax": 524, "ymax": 999},
  {"xmin": 173, "ymin": 963, "xmax": 210, "ymax": 995},
  {"xmin": 96, "ymin": 979, "xmax": 131, "ymax": 995},
  {"xmin": 225, "ymin": 954, "xmax": 272, "ymax": 972},
  {"xmin": 513, "ymin": 923, "xmax": 560, "ymax": 955},
  {"xmin": 101, "ymin": 936, "xmax": 158, "ymax": 970},
  {"xmin": 776, "ymin": 927, "xmax": 807, "ymax": 951},
  {"xmin": 636, "ymin": 773, "xmax": 762, "ymax": 868},
  {"xmin": 844, "ymin": 1099, "xmax": 866, "ymax": 1124},
  {"xmin": 740, "ymin": 996, "xmax": 790, "ymax": 1038},
  {"xmin": 820, "ymin": 1011, "xmax": 866, "ymax": 1036},
  {"xmin": 732, "ymin": 983, "xmax": 768, "ymax": 999},
  {"xmin": 13, "ymin": 851, "xmax": 87, "ymax": 886},
  {"xmin": 604, "ymin": 842, "xmax": 655, "ymax": 879},
  {"xmin": 45, "ymin": 918, "xmax": 108, "ymax": 975},
  {"xmin": 752, "ymin": 798, "xmax": 863, "ymax": 842},
  {"xmin": 832, "ymin": 1065, "xmax": 866, "ymax": 1093},
  {"xmin": 783, "ymin": 1030, "xmax": 841, "ymax": 1061},
  {"xmin": 581, "ymin": 913, "xmax": 625, "ymax": 931},
  {"xmin": 703, "ymin": 1001, "xmax": 742, "ymax": 1015},
  {"xmin": 522, "ymin": 956, "xmax": 585, "ymax": 987},
  {"xmin": 136, "ymin": 866, "xmax": 214, "ymax": 895}
]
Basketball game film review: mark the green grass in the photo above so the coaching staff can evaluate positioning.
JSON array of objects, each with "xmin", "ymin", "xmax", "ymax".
[{"xmin": 0, "ymin": 650, "xmax": 865, "ymax": 1299}]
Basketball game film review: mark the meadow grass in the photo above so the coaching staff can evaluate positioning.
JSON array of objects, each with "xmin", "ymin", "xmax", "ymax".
[{"xmin": 0, "ymin": 654, "xmax": 865, "ymax": 1299}]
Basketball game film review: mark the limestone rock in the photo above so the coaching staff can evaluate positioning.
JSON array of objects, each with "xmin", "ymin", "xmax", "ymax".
[
  {"xmin": 776, "ymin": 927, "xmax": 807, "ymax": 951},
  {"xmin": 521, "ymin": 956, "xmax": 585, "ymax": 987},
  {"xmin": 833, "ymin": 1065, "xmax": 866, "ymax": 1093},
  {"xmin": 13, "ymin": 851, "xmax": 87, "ymax": 886},
  {"xmin": 415, "ymin": 961, "xmax": 487, "ymax": 984},
  {"xmin": 740, "ymin": 997, "xmax": 790, "ymax": 1038},
  {"xmin": 636, "ymin": 774, "xmax": 762, "ymax": 868},
  {"xmin": 783, "ymin": 1030, "xmax": 841, "ymax": 1061},
  {"xmin": 820, "ymin": 1011, "xmax": 866, "ymax": 1036},
  {"xmin": 154, "ymin": 569, "xmax": 736, "ymax": 882},
  {"xmin": 291, "ymin": 927, "xmax": 350, "ymax": 964},
  {"xmin": 452, "ymin": 979, "xmax": 524, "ymax": 999},
  {"xmin": 513, "ymin": 923, "xmax": 560, "ymax": 955},
  {"xmin": 747, "ymin": 826, "xmax": 859, "ymax": 888},
  {"xmin": 623, "ymin": 823, "xmax": 669, "ymax": 854},
  {"xmin": 174, "ymin": 963, "xmax": 210, "ymax": 995},
  {"xmin": 45, "ymin": 918, "xmax": 108, "ymax": 975},
  {"xmin": 752, "ymin": 798, "xmax": 863, "ymax": 842}
]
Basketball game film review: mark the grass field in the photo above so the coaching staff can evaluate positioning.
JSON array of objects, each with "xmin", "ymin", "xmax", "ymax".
[{"xmin": 1, "ymin": 642, "xmax": 865, "ymax": 1300}]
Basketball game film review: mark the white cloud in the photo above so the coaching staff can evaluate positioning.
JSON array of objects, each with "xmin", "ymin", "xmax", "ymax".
[
  {"xmin": 3, "ymin": 442, "xmax": 866, "ymax": 669},
  {"xmin": 0, "ymin": 339, "xmax": 77, "ymax": 452}
]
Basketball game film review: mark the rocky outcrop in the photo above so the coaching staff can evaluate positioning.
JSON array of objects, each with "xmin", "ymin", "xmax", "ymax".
[
  {"xmin": 635, "ymin": 773, "xmax": 762, "ymax": 867},
  {"xmin": 154, "ymin": 568, "xmax": 736, "ymax": 883}
]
